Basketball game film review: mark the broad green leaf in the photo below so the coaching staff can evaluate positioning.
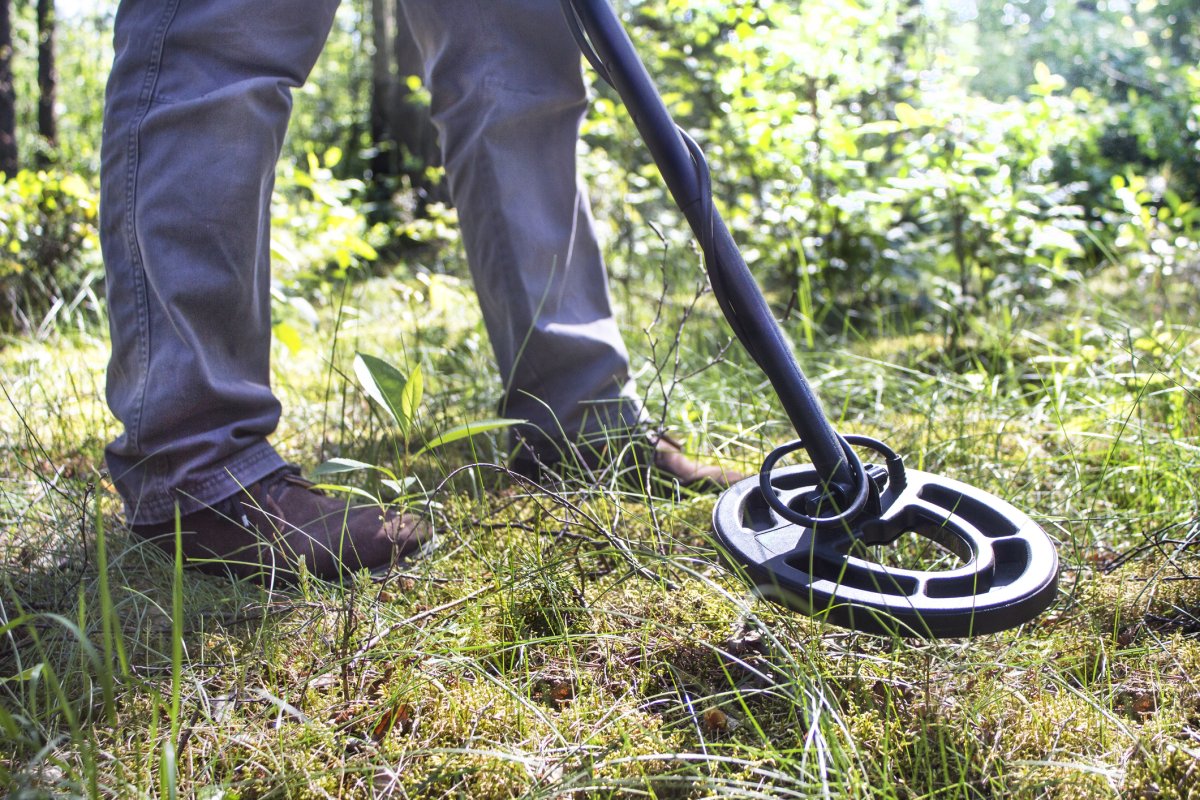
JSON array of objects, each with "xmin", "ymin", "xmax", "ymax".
[
  {"xmin": 354, "ymin": 354, "xmax": 397, "ymax": 424},
  {"xmin": 1034, "ymin": 61, "xmax": 1052, "ymax": 86},
  {"xmin": 348, "ymin": 236, "xmax": 379, "ymax": 261},
  {"xmin": 355, "ymin": 354, "xmax": 421, "ymax": 433},
  {"xmin": 1032, "ymin": 62, "xmax": 1066, "ymax": 93},
  {"xmin": 0, "ymin": 663, "xmax": 43, "ymax": 684},
  {"xmin": 417, "ymin": 418, "xmax": 526, "ymax": 455},
  {"xmin": 401, "ymin": 364, "xmax": 423, "ymax": 426},
  {"xmin": 894, "ymin": 102, "xmax": 922, "ymax": 128}
]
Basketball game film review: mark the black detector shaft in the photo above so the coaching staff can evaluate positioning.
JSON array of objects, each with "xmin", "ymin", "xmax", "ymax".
[{"xmin": 560, "ymin": 0, "xmax": 1059, "ymax": 636}]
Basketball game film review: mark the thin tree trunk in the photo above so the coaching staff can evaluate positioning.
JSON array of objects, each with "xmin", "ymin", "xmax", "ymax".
[
  {"xmin": 370, "ymin": 0, "xmax": 396, "ymax": 179},
  {"xmin": 365, "ymin": 1, "xmax": 447, "ymax": 212},
  {"xmin": 390, "ymin": 6, "xmax": 447, "ymax": 206},
  {"xmin": 36, "ymin": 0, "xmax": 57, "ymax": 156},
  {"xmin": 0, "ymin": 0, "xmax": 17, "ymax": 177}
]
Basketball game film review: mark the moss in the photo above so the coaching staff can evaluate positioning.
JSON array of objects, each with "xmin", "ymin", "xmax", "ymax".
[{"xmin": 1124, "ymin": 741, "xmax": 1200, "ymax": 800}]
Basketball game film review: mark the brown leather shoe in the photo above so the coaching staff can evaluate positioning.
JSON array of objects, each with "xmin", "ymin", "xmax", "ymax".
[
  {"xmin": 130, "ymin": 466, "xmax": 431, "ymax": 582},
  {"xmin": 511, "ymin": 429, "xmax": 745, "ymax": 496},
  {"xmin": 645, "ymin": 432, "xmax": 745, "ymax": 493}
]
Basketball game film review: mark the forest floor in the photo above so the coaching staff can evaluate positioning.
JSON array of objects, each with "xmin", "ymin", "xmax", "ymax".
[{"xmin": 2, "ymin": 254, "xmax": 1199, "ymax": 798}]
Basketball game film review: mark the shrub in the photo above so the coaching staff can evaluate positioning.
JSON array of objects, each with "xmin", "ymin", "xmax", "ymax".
[
  {"xmin": 583, "ymin": 0, "xmax": 1103, "ymax": 325},
  {"xmin": 0, "ymin": 169, "xmax": 102, "ymax": 336}
]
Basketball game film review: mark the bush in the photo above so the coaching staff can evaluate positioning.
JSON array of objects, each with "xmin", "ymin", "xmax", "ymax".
[
  {"xmin": 582, "ymin": 0, "xmax": 1103, "ymax": 325},
  {"xmin": 267, "ymin": 146, "xmax": 463, "ymax": 352},
  {"xmin": 0, "ymin": 169, "xmax": 102, "ymax": 336},
  {"xmin": 270, "ymin": 145, "xmax": 462, "ymax": 291},
  {"xmin": 1105, "ymin": 171, "xmax": 1200, "ymax": 291}
]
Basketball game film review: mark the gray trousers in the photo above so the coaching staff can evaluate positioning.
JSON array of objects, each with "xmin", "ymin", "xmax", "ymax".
[{"xmin": 101, "ymin": 0, "xmax": 642, "ymax": 525}]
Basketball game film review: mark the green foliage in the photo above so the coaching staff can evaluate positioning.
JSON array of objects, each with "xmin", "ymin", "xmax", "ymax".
[
  {"xmin": 269, "ymin": 146, "xmax": 459, "ymax": 294},
  {"xmin": 2, "ymin": 0, "xmax": 1195, "ymax": 338},
  {"xmin": 1105, "ymin": 170, "xmax": 1200, "ymax": 288},
  {"xmin": 355, "ymin": 353, "xmax": 423, "ymax": 440},
  {"xmin": 0, "ymin": 168, "xmax": 101, "ymax": 335},
  {"xmin": 352, "ymin": 350, "xmax": 522, "ymax": 457},
  {"xmin": 968, "ymin": 0, "xmax": 1200, "ymax": 198},
  {"xmin": 267, "ymin": 142, "xmax": 464, "ymax": 358},
  {"xmin": 584, "ymin": 0, "xmax": 1107, "ymax": 320},
  {"xmin": 271, "ymin": 147, "xmax": 382, "ymax": 286},
  {"xmin": 849, "ymin": 76, "xmax": 1096, "ymax": 309}
]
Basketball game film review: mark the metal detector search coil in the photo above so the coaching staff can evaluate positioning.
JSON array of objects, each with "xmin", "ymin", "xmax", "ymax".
[
  {"xmin": 714, "ymin": 462, "xmax": 1059, "ymax": 638},
  {"xmin": 561, "ymin": 0, "xmax": 1060, "ymax": 637}
]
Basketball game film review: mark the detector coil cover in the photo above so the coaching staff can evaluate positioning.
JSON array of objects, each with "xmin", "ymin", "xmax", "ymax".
[{"xmin": 713, "ymin": 465, "xmax": 1059, "ymax": 637}]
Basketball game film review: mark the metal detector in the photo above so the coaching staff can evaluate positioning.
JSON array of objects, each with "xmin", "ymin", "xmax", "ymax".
[{"xmin": 559, "ymin": 0, "xmax": 1059, "ymax": 637}]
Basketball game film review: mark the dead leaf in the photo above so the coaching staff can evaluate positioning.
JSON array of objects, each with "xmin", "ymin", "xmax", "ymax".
[
  {"xmin": 550, "ymin": 680, "xmax": 574, "ymax": 706},
  {"xmin": 702, "ymin": 707, "xmax": 729, "ymax": 733},
  {"xmin": 372, "ymin": 702, "xmax": 413, "ymax": 741}
]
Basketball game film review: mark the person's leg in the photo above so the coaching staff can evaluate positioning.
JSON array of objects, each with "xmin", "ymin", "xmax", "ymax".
[
  {"xmin": 400, "ymin": 0, "xmax": 645, "ymax": 463},
  {"xmin": 101, "ymin": 0, "xmax": 340, "ymax": 524},
  {"xmin": 101, "ymin": 0, "xmax": 430, "ymax": 577}
]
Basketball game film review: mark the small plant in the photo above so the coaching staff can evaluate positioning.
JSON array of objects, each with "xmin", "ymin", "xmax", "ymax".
[{"xmin": 352, "ymin": 352, "xmax": 523, "ymax": 458}]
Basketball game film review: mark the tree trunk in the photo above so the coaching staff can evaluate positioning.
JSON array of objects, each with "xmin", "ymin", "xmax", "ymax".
[
  {"xmin": 368, "ymin": 1, "xmax": 448, "ymax": 211},
  {"xmin": 0, "ymin": 0, "xmax": 17, "ymax": 177},
  {"xmin": 370, "ymin": 0, "xmax": 397, "ymax": 179},
  {"xmin": 393, "ymin": 7, "xmax": 445, "ymax": 203},
  {"xmin": 36, "ymin": 0, "xmax": 57, "ymax": 156}
]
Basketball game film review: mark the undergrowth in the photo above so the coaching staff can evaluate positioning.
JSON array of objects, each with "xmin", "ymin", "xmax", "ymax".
[{"xmin": 1, "ymin": 248, "xmax": 1198, "ymax": 798}]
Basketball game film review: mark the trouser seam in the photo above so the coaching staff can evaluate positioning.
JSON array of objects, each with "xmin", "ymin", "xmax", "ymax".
[{"xmin": 121, "ymin": 0, "xmax": 182, "ymax": 466}]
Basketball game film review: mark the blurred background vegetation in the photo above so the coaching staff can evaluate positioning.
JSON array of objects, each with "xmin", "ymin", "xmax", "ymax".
[{"xmin": 0, "ymin": 0, "xmax": 1196, "ymax": 338}]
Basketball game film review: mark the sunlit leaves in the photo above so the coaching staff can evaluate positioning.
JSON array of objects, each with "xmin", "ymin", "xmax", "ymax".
[
  {"xmin": 355, "ymin": 353, "xmax": 422, "ymax": 438},
  {"xmin": 0, "ymin": 169, "xmax": 102, "ymax": 334},
  {"xmin": 589, "ymin": 0, "xmax": 1104, "ymax": 310},
  {"xmin": 1030, "ymin": 62, "xmax": 1067, "ymax": 96},
  {"xmin": 271, "ymin": 146, "xmax": 382, "ymax": 285}
]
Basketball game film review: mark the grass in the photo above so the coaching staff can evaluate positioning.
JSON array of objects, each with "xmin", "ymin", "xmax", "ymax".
[{"xmin": 1, "ymin": 247, "xmax": 1198, "ymax": 799}]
